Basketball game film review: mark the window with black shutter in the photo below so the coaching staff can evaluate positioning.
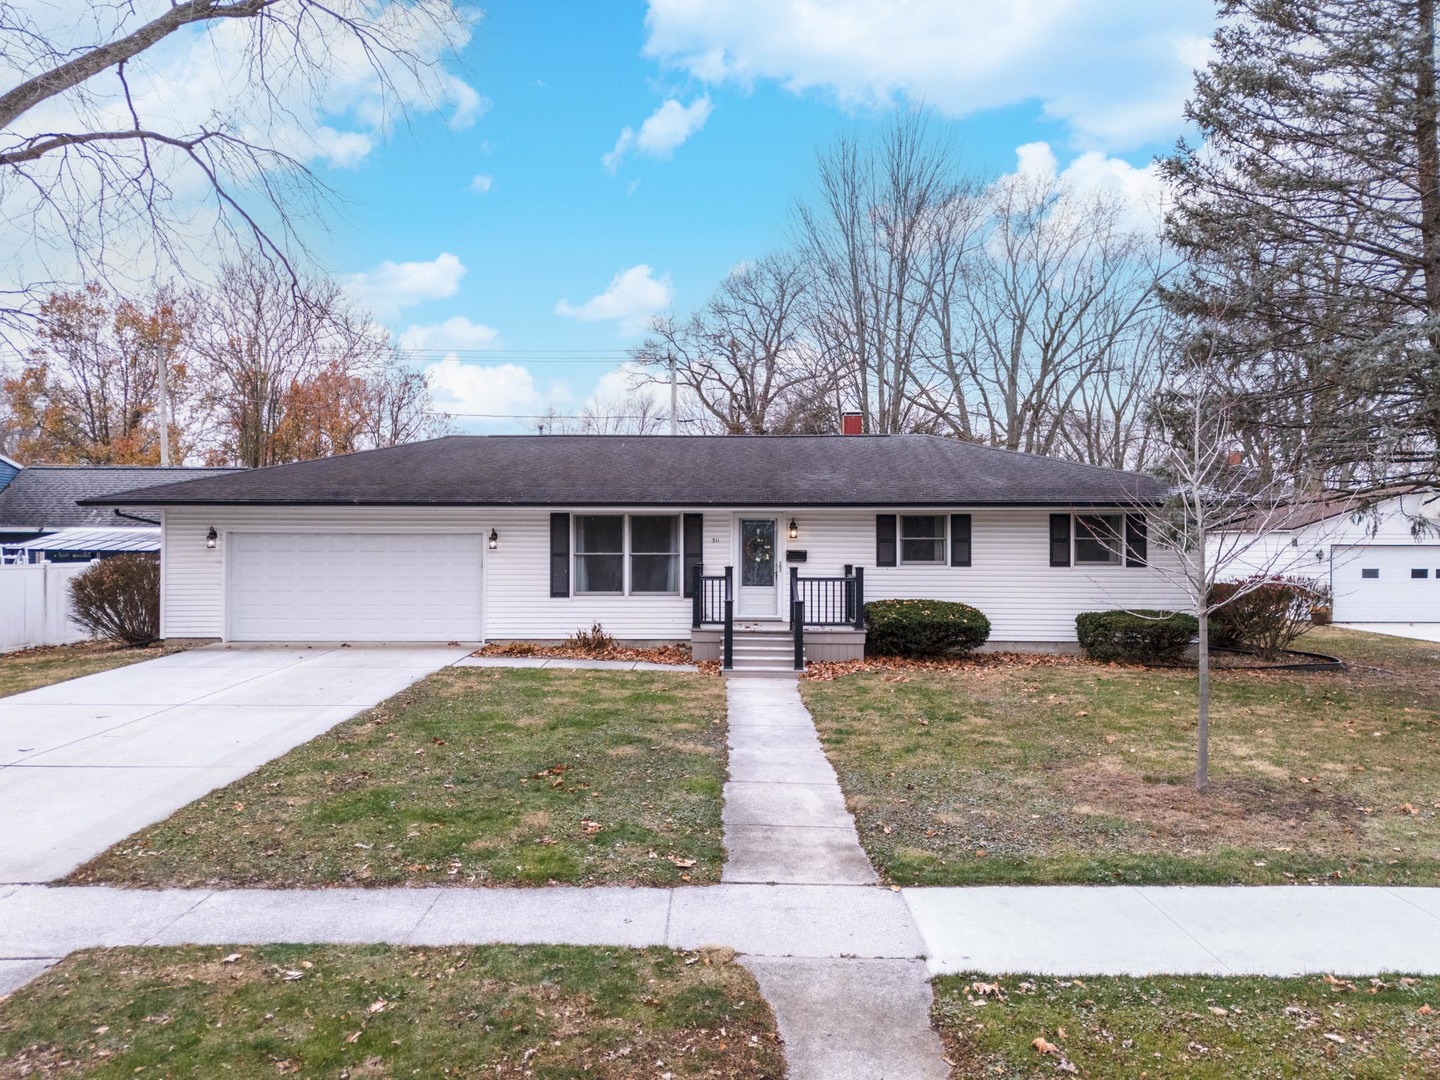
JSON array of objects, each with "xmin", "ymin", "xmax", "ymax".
[
  {"xmin": 1125, "ymin": 514, "xmax": 1148, "ymax": 567},
  {"xmin": 682, "ymin": 513, "xmax": 703, "ymax": 597},
  {"xmin": 876, "ymin": 514, "xmax": 897, "ymax": 567},
  {"xmin": 549, "ymin": 512, "xmax": 570, "ymax": 597},
  {"xmin": 950, "ymin": 513, "xmax": 972, "ymax": 567},
  {"xmin": 1049, "ymin": 513, "xmax": 1071, "ymax": 567}
]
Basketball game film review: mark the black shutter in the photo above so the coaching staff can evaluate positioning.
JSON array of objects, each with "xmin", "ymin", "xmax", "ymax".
[
  {"xmin": 681, "ymin": 513, "xmax": 703, "ymax": 597},
  {"xmin": 1049, "ymin": 513, "xmax": 1072, "ymax": 567},
  {"xmin": 876, "ymin": 514, "xmax": 898, "ymax": 567},
  {"xmin": 1125, "ymin": 513, "xmax": 1148, "ymax": 567},
  {"xmin": 950, "ymin": 513, "xmax": 972, "ymax": 567},
  {"xmin": 549, "ymin": 513, "xmax": 570, "ymax": 597}
]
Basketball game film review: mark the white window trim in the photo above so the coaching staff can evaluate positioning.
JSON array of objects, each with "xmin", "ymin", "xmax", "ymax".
[
  {"xmin": 572, "ymin": 513, "xmax": 682, "ymax": 597},
  {"xmin": 1073, "ymin": 512, "xmax": 1124, "ymax": 566},
  {"xmin": 899, "ymin": 513, "xmax": 948, "ymax": 566}
]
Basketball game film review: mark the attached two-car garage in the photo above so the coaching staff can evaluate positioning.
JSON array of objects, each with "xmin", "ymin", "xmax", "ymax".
[
  {"xmin": 225, "ymin": 532, "xmax": 484, "ymax": 642},
  {"xmin": 1332, "ymin": 544, "xmax": 1440, "ymax": 624}
]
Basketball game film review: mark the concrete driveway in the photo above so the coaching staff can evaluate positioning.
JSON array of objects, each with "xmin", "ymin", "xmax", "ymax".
[
  {"xmin": 1336, "ymin": 622, "xmax": 1440, "ymax": 644},
  {"xmin": 0, "ymin": 643, "xmax": 473, "ymax": 883}
]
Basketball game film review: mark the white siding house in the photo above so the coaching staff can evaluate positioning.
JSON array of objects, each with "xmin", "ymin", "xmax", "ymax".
[
  {"xmin": 158, "ymin": 503, "xmax": 1190, "ymax": 646},
  {"xmin": 88, "ymin": 434, "xmax": 1195, "ymax": 654}
]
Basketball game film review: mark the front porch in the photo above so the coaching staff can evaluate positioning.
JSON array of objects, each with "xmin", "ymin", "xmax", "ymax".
[{"xmin": 689, "ymin": 565, "xmax": 868, "ymax": 671}]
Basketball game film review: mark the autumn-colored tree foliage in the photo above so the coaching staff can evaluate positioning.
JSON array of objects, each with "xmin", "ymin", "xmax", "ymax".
[
  {"xmin": 2, "ymin": 284, "xmax": 187, "ymax": 463},
  {"xmin": 0, "ymin": 265, "xmax": 448, "ymax": 467}
]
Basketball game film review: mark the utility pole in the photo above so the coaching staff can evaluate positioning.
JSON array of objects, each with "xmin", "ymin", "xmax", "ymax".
[
  {"xmin": 668, "ymin": 353, "xmax": 677, "ymax": 435},
  {"xmin": 155, "ymin": 340, "xmax": 170, "ymax": 466}
]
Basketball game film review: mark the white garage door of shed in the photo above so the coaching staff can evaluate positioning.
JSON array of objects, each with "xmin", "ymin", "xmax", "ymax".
[
  {"xmin": 1332, "ymin": 545, "xmax": 1440, "ymax": 623},
  {"xmin": 226, "ymin": 532, "xmax": 483, "ymax": 641}
]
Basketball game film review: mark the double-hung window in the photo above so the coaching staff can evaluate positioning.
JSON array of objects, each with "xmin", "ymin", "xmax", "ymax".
[
  {"xmin": 630, "ymin": 515, "xmax": 680, "ymax": 593},
  {"xmin": 574, "ymin": 514, "xmax": 681, "ymax": 595},
  {"xmin": 575, "ymin": 515, "xmax": 624, "ymax": 593},
  {"xmin": 1074, "ymin": 514, "xmax": 1123, "ymax": 565},
  {"xmin": 900, "ymin": 515, "xmax": 947, "ymax": 564}
]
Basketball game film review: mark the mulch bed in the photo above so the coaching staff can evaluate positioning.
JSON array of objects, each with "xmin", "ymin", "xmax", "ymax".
[
  {"xmin": 475, "ymin": 641, "xmax": 699, "ymax": 666},
  {"xmin": 802, "ymin": 646, "xmax": 1343, "ymax": 680}
]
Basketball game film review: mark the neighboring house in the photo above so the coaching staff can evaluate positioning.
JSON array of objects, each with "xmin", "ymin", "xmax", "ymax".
[
  {"xmin": 0, "ymin": 465, "xmax": 242, "ymax": 557},
  {"xmin": 1212, "ymin": 490, "xmax": 1440, "ymax": 625},
  {"xmin": 86, "ymin": 434, "xmax": 1190, "ymax": 658},
  {"xmin": 0, "ymin": 453, "xmax": 20, "ymax": 491}
]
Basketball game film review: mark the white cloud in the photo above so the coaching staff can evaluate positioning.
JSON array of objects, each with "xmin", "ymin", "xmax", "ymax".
[
  {"xmin": 641, "ymin": 0, "xmax": 1212, "ymax": 148},
  {"xmin": 398, "ymin": 315, "xmax": 500, "ymax": 352},
  {"xmin": 603, "ymin": 97, "xmax": 713, "ymax": 171},
  {"xmin": 1006, "ymin": 141, "xmax": 1164, "ymax": 231},
  {"xmin": 468, "ymin": 173, "xmax": 494, "ymax": 194},
  {"xmin": 342, "ymin": 252, "xmax": 467, "ymax": 319},
  {"xmin": 423, "ymin": 358, "xmax": 546, "ymax": 427},
  {"xmin": 555, "ymin": 265, "xmax": 674, "ymax": 335}
]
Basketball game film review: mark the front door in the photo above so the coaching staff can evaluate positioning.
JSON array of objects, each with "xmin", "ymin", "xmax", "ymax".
[{"xmin": 737, "ymin": 517, "xmax": 779, "ymax": 618}]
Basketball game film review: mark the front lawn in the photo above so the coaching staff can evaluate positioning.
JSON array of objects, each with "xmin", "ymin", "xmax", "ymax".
[
  {"xmin": 0, "ymin": 640, "xmax": 179, "ymax": 698},
  {"xmin": 932, "ymin": 971, "xmax": 1440, "ymax": 1078},
  {"xmin": 0, "ymin": 944, "xmax": 782, "ymax": 1078},
  {"xmin": 801, "ymin": 627, "xmax": 1440, "ymax": 885},
  {"xmin": 69, "ymin": 667, "xmax": 728, "ymax": 888}
]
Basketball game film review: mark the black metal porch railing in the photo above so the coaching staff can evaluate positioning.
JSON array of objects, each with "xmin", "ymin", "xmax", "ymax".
[
  {"xmin": 788, "ymin": 566, "xmax": 865, "ymax": 630},
  {"xmin": 692, "ymin": 564, "xmax": 734, "ymax": 670}
]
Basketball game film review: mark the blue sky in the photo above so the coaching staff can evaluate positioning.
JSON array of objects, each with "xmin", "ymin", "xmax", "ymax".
[{"xmin": 300, "ymin": 0, "xmax": 1215, "ymax": 430}]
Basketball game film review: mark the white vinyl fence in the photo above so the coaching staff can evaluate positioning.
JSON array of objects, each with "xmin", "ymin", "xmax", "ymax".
[{"xmin": 0, "ymin": 561, "xmax": 96, "ymax": 653}]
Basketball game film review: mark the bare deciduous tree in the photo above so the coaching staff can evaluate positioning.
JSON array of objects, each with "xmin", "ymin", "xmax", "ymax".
[
  {"xmin": 923, "ymin": 172, "xmax": 1169, "ymax": 464},
  {"xmin": 797, "ymin": 109, "xmax": 967, "ymax": 433},
  {"xmin": 186, "ymin": 257, "xmax": 444, "ymax": 466},
  {"xmin": 633, "ymin": 254, "xmax": 833, "ymax": 434},
  {"xmin": 0, "ymin": 0, "xmax": 472, "ymax": 322},
  {"xmin": 1138, "ymin": 353, "xmax": 1355, "ymax": 791}
]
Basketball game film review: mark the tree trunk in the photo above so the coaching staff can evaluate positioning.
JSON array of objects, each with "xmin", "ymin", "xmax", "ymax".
[
  {"xmin": 1196, "ymin": 606, "xmax": 1210, "ymax": 792},
  {"xmin": 1417, "ymin": 0, "xmax": 1440, "ymax": 351}
]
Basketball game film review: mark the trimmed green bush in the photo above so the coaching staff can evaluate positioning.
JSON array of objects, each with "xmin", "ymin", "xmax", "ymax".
[
  {"xmin": 1075, "ymin": 609, "xmax": 1197, "ymax": 664},
  {"xmin": 864, "ymin": 599, "xmax": 991, "ymax": 657},
  {"xmin": 68, "ymin": 553, "xmax": 160, "ymax": 645}
]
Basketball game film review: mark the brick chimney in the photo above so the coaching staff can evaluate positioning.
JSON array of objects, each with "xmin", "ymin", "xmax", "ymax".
[{"xmin": 840, "ymin": 412, "xmax": 863, "ymax": 436}]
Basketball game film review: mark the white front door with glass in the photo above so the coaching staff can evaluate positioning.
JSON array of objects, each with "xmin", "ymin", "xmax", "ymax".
[{"xmin": 737, "ymin": 517, "xmax": 779, "ymax": 618}]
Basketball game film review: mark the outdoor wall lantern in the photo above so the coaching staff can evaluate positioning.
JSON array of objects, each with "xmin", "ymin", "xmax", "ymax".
[
  {"xmin": 205, "ymin": 527, "xmax": 218, "ymax": 549},
  {"xmin": 787, "ymin": 518, "xmax": 799, "ymax": 540},
  {"xmin": 488, "ymin": 528, "xmax": 499, "ymax": 550}
]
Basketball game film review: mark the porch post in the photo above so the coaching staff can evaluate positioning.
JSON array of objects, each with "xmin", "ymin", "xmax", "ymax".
[
  {"xmin": 792, "ymin": 598, "xmax": 805, "ymax": 671},
  {"xmin": 853, "ymin": 566, "xmax": 865, "ymax": 630}
]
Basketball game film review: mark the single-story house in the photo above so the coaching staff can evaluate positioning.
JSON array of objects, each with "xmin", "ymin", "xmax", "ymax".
[
  {"xmin": 1211, "ymin": 489, "xmax": 1440, "ymax": 626},
  {"xmin": 85, "ymin": 434, "xmax": 1190, "ymax": 660},
  {"xmin": 0, "ymin": 464, "xmax": 242, "ymax": 554}
]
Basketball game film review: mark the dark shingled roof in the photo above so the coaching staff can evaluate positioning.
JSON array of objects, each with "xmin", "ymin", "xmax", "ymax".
[
  {"xmin": 82, "ymin": 435, "xmax": 1167, "ymax": 508},
  {"xmin": 0, "ymin": 465, "xmax": 243, "ymax": 529}
]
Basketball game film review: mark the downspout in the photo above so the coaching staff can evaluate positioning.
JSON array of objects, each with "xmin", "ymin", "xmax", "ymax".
[{"xmin": 113, "ymin": 508, "xmax": 160, "ymax": 526}]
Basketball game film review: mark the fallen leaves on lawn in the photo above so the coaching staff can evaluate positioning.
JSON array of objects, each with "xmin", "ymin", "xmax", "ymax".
[{"xmin": 476, "ymin": 642, "xmax": 695, "ymax": 665}]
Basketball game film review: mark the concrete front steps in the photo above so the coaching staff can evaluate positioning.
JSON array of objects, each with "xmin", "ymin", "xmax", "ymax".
[{"xmin": 726, "ymin": 628, "xmax": 803, "ymax": 679}]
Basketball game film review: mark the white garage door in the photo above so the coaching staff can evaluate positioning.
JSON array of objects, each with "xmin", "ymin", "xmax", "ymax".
[
  {"xmin": 226, "ymin": 532, "xmax": 483, "ymax": 641},
  {"xmin": 1332, "ymin": 545, "xmax": 1440, "ymax": 623}
]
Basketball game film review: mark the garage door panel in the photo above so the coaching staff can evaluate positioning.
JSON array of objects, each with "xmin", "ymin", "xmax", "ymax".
[
  {"xmin": 1333, "ymin": 545, "xmax": 1440, "ymax": 623},
  {"xmin": 227, "ymin": 532, "xmax": 482, "ymax": 641}
]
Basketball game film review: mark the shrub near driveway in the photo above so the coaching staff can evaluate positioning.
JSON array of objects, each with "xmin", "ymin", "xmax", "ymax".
[
  {"xmin": 801, "ymin": 627, "xmax": 1440, "ymax": 886},
  {"xmin": 69, "ymin": 668, "xmax": 727, "ymax": 888},
  {"xmin": 0, "ymin": 944, "xmax": 784, "ymax": 1079}
]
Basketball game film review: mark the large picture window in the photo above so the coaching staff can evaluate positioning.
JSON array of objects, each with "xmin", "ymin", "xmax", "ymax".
[
  {"xmin": 900, "ymin": 515, "xmax": 947, "ymax": 564},
  {"xmin": 630, "ymin": 515, "xmax": 680, "ymax": 593},
  {"xmin": 575, "ymin": 515, "xmax": 624, "ymax": 593},
  {"xmin": 1074, "ymin": 514, "xmax": 1123, "ymax": 565}
]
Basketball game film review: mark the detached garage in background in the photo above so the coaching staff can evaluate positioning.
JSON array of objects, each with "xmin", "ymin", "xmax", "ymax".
[{"xmin": 1214, "ymin": 489, "xmax": 1440, "ymax": 637}]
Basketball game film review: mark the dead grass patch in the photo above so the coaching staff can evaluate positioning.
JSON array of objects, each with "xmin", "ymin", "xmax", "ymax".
[{"xmin": 802, "ymin": 627, "xmax": 1440, "ymax": 885}]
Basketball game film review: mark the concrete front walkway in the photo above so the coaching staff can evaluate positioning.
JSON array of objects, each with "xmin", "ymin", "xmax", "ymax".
[{"xmin": 0, "ymin": 643, "xmax": 473, "ymax": 883}]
